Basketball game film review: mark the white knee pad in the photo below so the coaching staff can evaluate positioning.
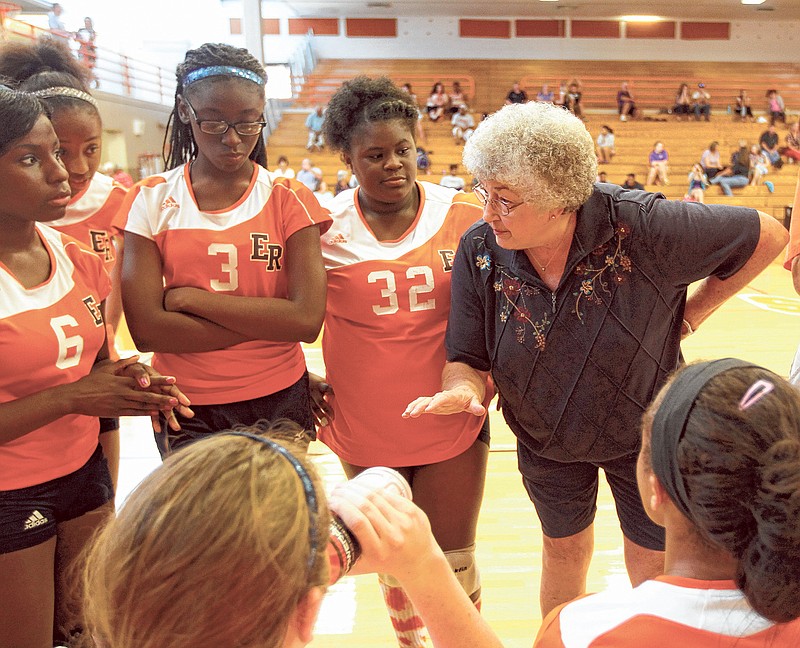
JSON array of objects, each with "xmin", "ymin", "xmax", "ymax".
[{"xmin": 444, "ymin": 544, "xmax": 480, "ymax": 598}]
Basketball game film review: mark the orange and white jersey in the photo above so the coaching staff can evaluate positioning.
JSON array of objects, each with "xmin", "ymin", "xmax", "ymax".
[
  {"xmin": 51, "ymin": 172, "xmax": 127, "ymax": 273},
  {"xmin": 317, "ymin": 182, "xmax": 487, "ymax": 467},
  {"xmin": 534, "ymin": 576, "xmax": 800, "ymax": 648},
  {"xmin": 123, "ymin": 163, "xmax": 331, "ymax": 405},
  {"xmin": 0, "ymin": 225, "xmax": 110, "ymax": 490}
]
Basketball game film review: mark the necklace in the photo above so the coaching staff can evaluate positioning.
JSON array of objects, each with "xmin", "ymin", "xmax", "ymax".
[{"xmin": 527, "ymin": 216, "xmax": 574, "ymax": 272}]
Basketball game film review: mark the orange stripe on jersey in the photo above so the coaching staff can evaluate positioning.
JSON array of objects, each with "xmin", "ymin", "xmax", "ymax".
[
  {"xmin": 318, "ymin": 182, "xmax": 486, "ymax": 466},
  {"xmin": 0, "ymin": 225, "xmax": 111, "ymax": 489}
]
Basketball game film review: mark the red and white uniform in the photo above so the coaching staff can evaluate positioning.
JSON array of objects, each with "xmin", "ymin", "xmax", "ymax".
[
  {"xmin": 51, "ymin": 172, "xmax": 126, "ymax": 355},
  {"xmin": 122, "ymin": 164, "xmax": 331, "ymax": 405},
  {"xmin": 51, "ymin": 172, "xmax": 127, "ymax": 273},
  {"xmin": 535, "ymin": 575, "xmax": 800, "ymax": 648},
  {"xmin": 0, "ymin": 225, "xmax": 110, "ymax": 490},
  {"xmin": 318, "ymin": 182, "xmax": 486, "ymax": 466}
]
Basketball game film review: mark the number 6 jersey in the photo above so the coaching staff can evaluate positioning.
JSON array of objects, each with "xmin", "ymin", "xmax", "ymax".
[
  {"xmin": 318, "ymin": 182, "xmax": 489, "ymax": 466},
  {"xmin": 123, "ymin": 164, "xmax": 331, "ymax": 404},
  {"xmin": 0, "ymin": 225, "xmax": 111, "ymax": 490}
]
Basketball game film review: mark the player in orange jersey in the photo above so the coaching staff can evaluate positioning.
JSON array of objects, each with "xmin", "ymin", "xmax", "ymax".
[
  {"xmin": 0, "ymin": 38, "xmax": 129, "ymax": 488},
  {"xmin": 121, "ymin": 44, "xmax": 331, "ymax": 457},
  {"xmin": 310, "ymin": 76, "xmax": 489, "ymax": 647},
  {"xmin": 0, "ymin": 85, "xmax": 191, "ymax": 648}
]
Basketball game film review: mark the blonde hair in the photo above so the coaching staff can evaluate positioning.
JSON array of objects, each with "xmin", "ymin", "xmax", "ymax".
[
  {"xmin": 82, "ymin": 420, "xmax": 329, "ymax": 648},
  {"xmin": 462, "ymin": 101, "xmax": 596, "ymax": 212}
]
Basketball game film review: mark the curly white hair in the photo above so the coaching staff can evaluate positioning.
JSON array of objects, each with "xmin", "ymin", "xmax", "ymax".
[{"xmin": 463, "ymin": 102, "xmax": 597, "ymax": 212}]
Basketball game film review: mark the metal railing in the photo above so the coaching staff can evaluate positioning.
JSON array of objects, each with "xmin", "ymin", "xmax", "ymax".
[{"xmin": 0, "ymin": 4, "xmax": 174, "ymax": 105}]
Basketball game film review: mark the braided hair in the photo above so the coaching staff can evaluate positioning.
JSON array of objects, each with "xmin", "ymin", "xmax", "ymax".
[
  {"xmin": 322, "ymin": 76, "xmax": 419, "ymax": 154},
  {"xmin": 165, "ymin": 43, "xmax": 267, "ymax": 170}
]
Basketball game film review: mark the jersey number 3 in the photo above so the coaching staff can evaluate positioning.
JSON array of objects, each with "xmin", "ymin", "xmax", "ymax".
[{"xmin": 368, "ymin": 266, "xmax": 436, "ymax": 316}]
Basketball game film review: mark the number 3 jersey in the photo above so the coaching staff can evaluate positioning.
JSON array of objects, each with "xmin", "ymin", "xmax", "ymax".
[
  {"xmin": 0, "ymin": 225, "xmax": 111, "ymax": 490},
  {"xmin": 123, "ymin": 164, "xmax": 331, "ymax": 404},
  {"xmin": 318, "ymin": 182, "xmax": 489, "ymax": 466}
]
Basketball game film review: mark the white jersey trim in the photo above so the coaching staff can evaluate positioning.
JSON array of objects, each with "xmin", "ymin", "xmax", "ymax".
[
  {"xmin": 59, "ymin": 173, "xmax": 119, "ymax": 226},
  {"xmin": 0, "ymin": 225, "xmax": 78, "ymax": 319},
  {"xmin": 321, "ymin": 181, "xmax": 477, "ymax": 269},
  {"xmin": 559, "ymin": 580, "xmax": 774, "ymax": 648}
]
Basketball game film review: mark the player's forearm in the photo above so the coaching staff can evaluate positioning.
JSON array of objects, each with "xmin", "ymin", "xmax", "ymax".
[
  {"xmin": 0, "ymin": 385, "xmax": 76, "ymax": 444},
  {"xmin": 170, "ymin": 292, "xmax": 324, "ymax": 343},
  {"xmin": 399, "ymin": 552, "xmax": 504, "ymax": 648},
  {"xmin": 126, "ymin": 308, "xmax": 249, "ymax": 353}
]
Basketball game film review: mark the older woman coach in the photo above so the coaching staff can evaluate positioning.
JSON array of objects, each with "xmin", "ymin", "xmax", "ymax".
[{"xmin": 404, "ymin": 101, "xmax": 788, "ymax": 617}]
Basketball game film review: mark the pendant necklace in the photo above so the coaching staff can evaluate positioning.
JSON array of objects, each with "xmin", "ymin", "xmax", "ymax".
[{"xmin": 528, "ymin": 217, "xmax": 573, "ymax": 272}]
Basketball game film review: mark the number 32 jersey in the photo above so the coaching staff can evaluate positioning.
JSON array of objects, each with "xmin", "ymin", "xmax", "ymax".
[
  {"xmin": 0, "ymin": 226, "xmax": 110, "ymax": 489},
  {"xmin": 318, "ymin": 182, "xmax": 488, "ymax": 467},
  {"xmin": 123, "ymin": 164, "xmax": 331, "ymax": 404}
]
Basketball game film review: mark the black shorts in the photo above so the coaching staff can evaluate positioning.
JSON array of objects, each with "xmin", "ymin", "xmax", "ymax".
[
  {"xmin": 0, "ymin": 444, "xmax": 114, "ymax": 554},
  {"xmin": 517, "ymin": 442, "xmax": 665, "ymax": 551},
  {"xmin": 156, "ymin": 371, "xmax": 315, "ymax": 458}
]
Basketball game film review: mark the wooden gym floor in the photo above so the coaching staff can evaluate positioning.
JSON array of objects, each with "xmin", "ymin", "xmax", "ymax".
[{"xmin": 116, "ymin": 257, "xmax": 799, "ymax": 647}]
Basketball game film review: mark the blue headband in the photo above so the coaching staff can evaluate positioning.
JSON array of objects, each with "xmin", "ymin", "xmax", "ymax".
[
  {"xmin": 224, "ymin": 431, "xmax": 319, "ymax": 572},
  {"xmin": 182, "ymin": 66, "xmax": 265, "ymax": 87},
  {"xmin": 650, "ymin": 358, "xmax": 756, "ymax": 520}
]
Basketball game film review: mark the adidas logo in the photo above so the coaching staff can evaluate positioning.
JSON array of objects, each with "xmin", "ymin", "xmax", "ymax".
[
  {"xmin": 24, "ymin": 510, "xmax": 49, "ymax": 530},
  {"xmin": 328, "ymin": 233, "xmax": 348, "ymax": 244},
  {"xmin": 160, "ymin": 196, "xmax": 179, "ymax": 211}
]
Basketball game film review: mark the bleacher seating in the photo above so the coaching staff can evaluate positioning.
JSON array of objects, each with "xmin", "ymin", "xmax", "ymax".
[{"xmin": 271, "ymin": 60, "xmax": 800, "ymax": 222}]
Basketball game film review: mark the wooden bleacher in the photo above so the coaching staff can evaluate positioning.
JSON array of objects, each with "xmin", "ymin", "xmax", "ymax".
[
  {"xmin": 270, "ymin": 60, "xmax": 800, "ymax": 222},
  {"xmin": 293, "ymin": 59, "xmax": 800, "ymax": 115}
]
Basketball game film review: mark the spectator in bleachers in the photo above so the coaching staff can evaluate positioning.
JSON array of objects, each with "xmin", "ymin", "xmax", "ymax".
[
  {"xmin": 47, "ymin": 2, "xmax": 70, "ymax": 40},
  {"xmin": 596, "ymin": 125, "xmax": 615, "ymax": 164},
  {"xmin": 77, "ymin": 17, "xmax": 98, "ymax": 85},
  {"xmin": 687, "ymin": 163, "xmax": 708, "ymax": 203},
  {"xmin": 760, "ymin": 124, "xmax": 784, "ymax": 169},
  {"xmin": 536, "ymin": 84, "xmax": 554, "ymax": 103},
  {"xmin": 555, "ymin": 79, "xmax": 568, "ymax": 108},
  {"xmin": 305, "ymin": 105, "xmax": 325, "ymax": 151},
  {"xmin": 783, "ymin": 122, "xmax": 800, "ymax": 164},
  {"xmin": 565, "ymin": 80, "xmax": 584, "ymax": 121},
  {"xmin": 673, "ymin": 83, "xmax": 692, "ymax": 121},
  {"xmin": 451, "ymin": 104, "xmax": 475, "ymax": 145},
  {"xmin": 767, "ymin": 89, "xmax": 787, "ymax": 126},
  {"xmin": 736, "ymin": 89, "xmax": 754, "ymax": 122},
  {"xmin": 597, "ymin": 171, "xmax": 608, "ymax": 183},
  {"xmin": 416, "ymin": 146, "xmax": 432, "ymax": 174},
  {"xmin": 313, "ymin": 180, "xmax": 334, "ymax": 207},
  {"xmin": 505, "ymin": 81, "xmax": 527, "ymax": 105},
  {"xmin": 426, "ymin": 82, "xmax": 449, "ymax": 121},
  {"xmin": 296, "ymin": 157, "xmax": 319, "ymax": 191},
  {"xmin": 621, "ymin": 173, "xmax": 645, "ymax": 190},
  {"xmin": 440, "ymin": 164, "xmax": 465, "ymax": 190},
  {"xmin": 334, "ymin": 170, "xmax": 349, "ymax": 196},
  {"xmin": 749, "ymin": 144, "xmax": 771, "ymax": 189},
  {"xmin": 400, "ymin": 82, "xmax": 427, "ymax": 146},
  {"xmin": 617, "ymin": 81, "xmax": 637, "ymax": 121},
  {"xmin": 449, "ymin": 81, "xmax": 468, "ymax": 114},
  {"xmin": 646, "ymin": 141, "xmax": 670, "ymax": 186},
  {"xmin": 272, "ymin": 155, "xmax": 295, "ymax": 179},
  {"xmin": 701, "ymin": 141, "xmax": 729, "ymax": 180},
  {"xmin": 692, "ymin": 83, "xmax": 711, "ymax": 121},
  {"xmin": 710, "ymin": 144, "xmax": 751, "ymax": 195}
]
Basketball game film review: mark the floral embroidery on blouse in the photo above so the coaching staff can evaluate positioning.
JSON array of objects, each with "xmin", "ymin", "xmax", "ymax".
[
  {"xmin": 572, "ymin": 223, "xmax": 631, "ymax": 322},
  {"xmin": 474, "ymin": 234, "xmax": 550, "ymax": 350}
]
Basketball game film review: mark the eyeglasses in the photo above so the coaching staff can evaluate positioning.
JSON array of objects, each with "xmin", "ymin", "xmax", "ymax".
[
  {"xmin": 183, "ymin": 96, "xmax": 266, "ymax": 136},
  {"xmin": 473, "ymin": 183, "xmax": 524, "ymax": 217}
]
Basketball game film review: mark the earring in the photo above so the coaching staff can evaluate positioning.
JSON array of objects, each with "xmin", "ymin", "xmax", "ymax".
[{"xmin": 550, "ymin": 214, "xmax": 556, "ymax": 220}]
